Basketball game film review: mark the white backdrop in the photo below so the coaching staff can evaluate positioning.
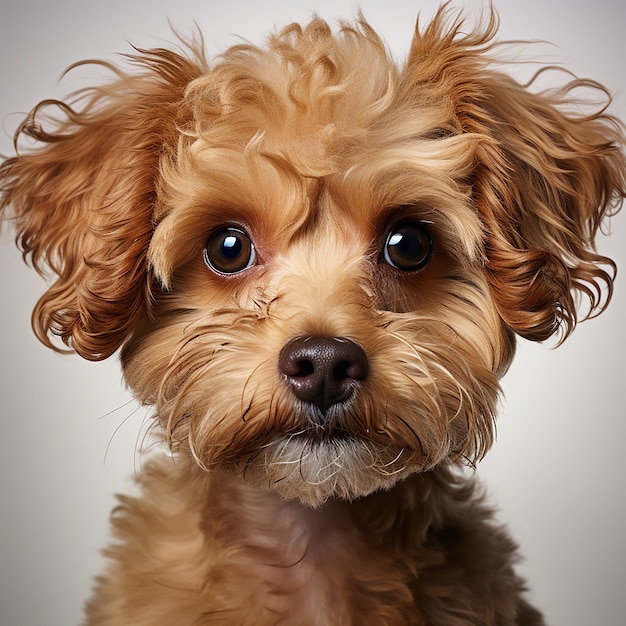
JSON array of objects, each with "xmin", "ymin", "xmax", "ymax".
[{"xmin": 1, "ymin": 1, "xmax": 624, "ymax": 625}]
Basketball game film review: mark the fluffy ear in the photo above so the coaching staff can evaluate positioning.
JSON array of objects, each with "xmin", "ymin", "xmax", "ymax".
[
  {"xmin": 473, "ymin": 75, "xmax": 625, "ymax": 342},
  {"xmin": 0, "ymin": 46, "xmax": 205, "ymax": 360},
  {"xmin": 405, "ymin": 7, "xmax": 626, "ymax": 342}
]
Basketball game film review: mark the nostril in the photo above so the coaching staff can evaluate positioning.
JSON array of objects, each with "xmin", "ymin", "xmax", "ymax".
[
  {"xmin": 334, "ymin": 360, "xmax": 350, "ymax": 380},
  {"xmin": 278, "ymin": 336, "xmax": 368, "ymax": 414},
  {"xmin": 334, "ymin": 357, "xmax": 368, "ymax": 382},
  {"xmin": 288, "ymin": 358, "xmax": 314, "ymax": 379}
]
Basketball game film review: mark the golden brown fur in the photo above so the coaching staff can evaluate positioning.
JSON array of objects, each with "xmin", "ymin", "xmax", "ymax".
[{"xmin": 1, "ymin": 5, "xmax": 624, "ymax": 625}]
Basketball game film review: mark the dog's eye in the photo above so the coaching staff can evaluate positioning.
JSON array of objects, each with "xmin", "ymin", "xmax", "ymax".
[
  {"xmin": 383, "ymin": 222, "xmax": 433, "ymax": 271},
  {"xmin": 204, "ymin": 227, "xmax": 257, "ymax": 275}
]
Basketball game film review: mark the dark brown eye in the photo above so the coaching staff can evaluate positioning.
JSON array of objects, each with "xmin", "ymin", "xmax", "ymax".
[
  {"xmin": 383, "ymin": 222, "xmax": 433, "ymax": 271},
  {"xmin": 204, "ymin": 227, "xmax": 256, "ymax": 275}
]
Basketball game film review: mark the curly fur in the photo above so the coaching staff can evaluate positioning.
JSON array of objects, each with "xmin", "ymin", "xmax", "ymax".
[{"xmin": 1, "ymin": 4, "xmax": 624, "ymax": 625}]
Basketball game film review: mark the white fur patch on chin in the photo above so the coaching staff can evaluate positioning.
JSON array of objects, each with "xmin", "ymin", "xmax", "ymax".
[{"xmin": 231, "ymin": 434, "xmax": 422, "ymax": 507}]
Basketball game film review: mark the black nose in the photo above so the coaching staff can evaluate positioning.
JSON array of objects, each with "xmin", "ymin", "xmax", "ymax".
[{"xmin": 278, "ymin": 336, "xmax": 368, "ymax": 414}]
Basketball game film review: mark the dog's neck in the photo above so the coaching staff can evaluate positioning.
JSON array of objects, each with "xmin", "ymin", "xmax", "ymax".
[
  {"xmin": 200, "ymin": 462, "xmax": 449, "ymax": 542},
  {"xmin": 191, "ymin": 461, "xmax": 463, "ymax": 604},
  {"xmin": 194, "ymin": 463, "xmax": 440, "ymax": 620}
]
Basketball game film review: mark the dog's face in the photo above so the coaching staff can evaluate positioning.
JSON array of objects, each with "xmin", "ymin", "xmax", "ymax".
[
  {"xmin": 1, "ymin": 9, "xmax": 623, "ymax": 506},
  {"xmin": 127, "ymin": 85, "xmax": 511, "ymax": 503}
]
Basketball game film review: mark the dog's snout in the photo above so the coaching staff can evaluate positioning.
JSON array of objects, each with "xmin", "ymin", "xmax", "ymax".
[{"xmin": 279, "ymin": 336, "xmax": 368, "ymax": 414}]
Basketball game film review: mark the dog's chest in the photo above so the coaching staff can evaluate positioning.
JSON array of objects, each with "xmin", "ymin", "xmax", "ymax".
[
  {"xmin": 195, "ymin": 476, "xmax": 422, "ymax": 626},
  {"xmin": 223, "ymin": 499, "xmax": 361, "ymax": 623}
]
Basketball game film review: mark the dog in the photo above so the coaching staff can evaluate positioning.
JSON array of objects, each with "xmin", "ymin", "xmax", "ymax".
[{"xmin": 1, "ymin": 4, "xmax": 624, "ymax": 624}]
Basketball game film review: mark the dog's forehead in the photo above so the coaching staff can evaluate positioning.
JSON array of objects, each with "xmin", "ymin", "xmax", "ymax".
[
  {"xmin": 149, "ymin": 126, "xmax": 484, "ymax": 288},
  {"xmin": 151, "ymin": 118, "xmax": 485, "ymax": 286}
]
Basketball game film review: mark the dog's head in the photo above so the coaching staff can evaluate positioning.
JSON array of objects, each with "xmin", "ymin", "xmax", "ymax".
[{"xmin": 2, "ymin": 7, "xmax": 624, "ymax": 505}]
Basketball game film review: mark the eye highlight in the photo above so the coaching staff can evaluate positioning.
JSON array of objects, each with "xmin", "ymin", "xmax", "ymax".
[
  {"xmin": 383, "ymin": 222, "xmax": 433, "ymax": 272},
  {"xmin": 204, "ymin": 227, "xmax": 257, "ymax": 275}
]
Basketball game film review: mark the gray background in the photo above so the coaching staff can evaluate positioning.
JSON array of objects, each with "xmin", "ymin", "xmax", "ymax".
[{"xmin": 1, "ymin": 1, "xmax": 624, "ymax": 624}]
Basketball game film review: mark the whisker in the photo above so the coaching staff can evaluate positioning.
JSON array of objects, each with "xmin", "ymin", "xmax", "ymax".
[
  {"xmin": 97, "ymin": 396, "xmax": 138, "ymax": 421},
  {"xmin": 102, "ymin": 401, "xmax": 145, "ymax": 467}
]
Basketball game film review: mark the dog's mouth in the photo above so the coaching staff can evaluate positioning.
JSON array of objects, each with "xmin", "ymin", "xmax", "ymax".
[
  {"xmin": 294, "ymin": 403, "xmax": 362, "ymax": 435},
  {"xmin": 273, "ymin": 397, "xmax": 384, "ymax": 450},
  {"xmin": 282, "ymin": 426, "xmax": 364, "ymax": 448},
  {"xmin": 238, "ymin": 412, "xmax": 373, "ymax": 460}
]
